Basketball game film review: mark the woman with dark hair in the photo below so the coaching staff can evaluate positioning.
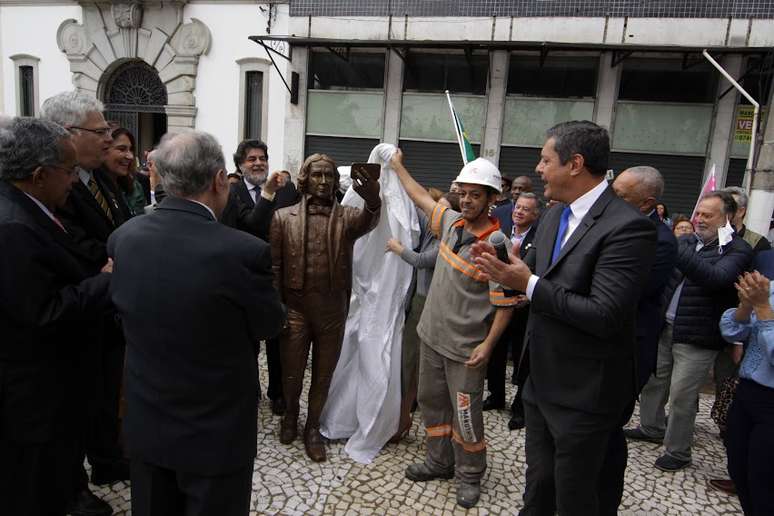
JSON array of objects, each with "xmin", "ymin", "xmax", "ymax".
[
  {"xmin": 102, "ymin": 127, "xmax": 145, "ymax": 216},
  {"xmin": 656, "ymin": 202, "xmax": 672, "ymax": 228}
]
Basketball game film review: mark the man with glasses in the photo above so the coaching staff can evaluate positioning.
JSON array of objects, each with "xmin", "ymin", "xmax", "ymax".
[
  {"xmin": 484, "ymin": 193, "xmax": 540, "ymax": 431},
  {"xmin": 0, "ymin": 117, "xmax": 113, "ymax": 515},
  {"xmin": 42, "ymin": 91, "xmax": 126, "ymax": 516}
]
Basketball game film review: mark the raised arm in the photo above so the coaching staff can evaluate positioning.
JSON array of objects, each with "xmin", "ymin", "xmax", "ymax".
[{"xmin": 390, "ymin": 149, "xmax": 437, "ymax": 219}]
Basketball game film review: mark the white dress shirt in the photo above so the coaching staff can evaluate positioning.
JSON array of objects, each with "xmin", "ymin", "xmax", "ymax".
[
  {"xmin": 78, "ymin": 167, "xmax": 92, "ymax": 187},
  {"xmin": 243, "ymin": 177, "xmax": 258, "ymax": 204},
  {"xmin": 190, "ymin": 199, "xmax": 216, "ymax": 220},
  {"xmin": 23, "ymin": 192, "xmax": 64, "ymax": 230},
  {"xmin": 525, "ymin": 179, "xmax": 609, "ymax": 300}
]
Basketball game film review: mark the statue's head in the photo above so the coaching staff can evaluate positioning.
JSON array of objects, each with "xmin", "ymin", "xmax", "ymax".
[{"xmin": 297, "ymin": 153, "xmax": 339, "ymax": 202}]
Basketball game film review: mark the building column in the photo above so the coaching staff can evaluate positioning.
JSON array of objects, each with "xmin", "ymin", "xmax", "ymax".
[
  {"xmin": 747, "ymin": 82, "xmax": 774, "ymax": 235},
  {"xmin": 706, "ymin": 54, "xmax": 744, "ymax": 187},
  {"xmin": 382, "ymin": 49, "xmax": 404, "ymax": 146},
  {"xmin": 282, "ymin": 46, "xmax": 309, "ymax": 175},
  {"xmin": 481, "ymin": 50, "xmax": 509, "ymax": 167},
  {"xmin": 593, "ymin": 51, "xmax": 620, "ymax": 132}
]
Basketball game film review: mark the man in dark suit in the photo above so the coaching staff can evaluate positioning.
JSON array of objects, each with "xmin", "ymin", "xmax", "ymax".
[
  {"xmin": 0, "ymin": 118, "xmax": 112, "ymax": 516},
  {"xmin": 492, "ymin": 175, "xmax": 534, "ymax": 234},
  {"xmin": 474, "ymin": 121, "xmax": 657, "ymax": 515},
  {"xmin": 219, "ymin": 139, "xmax": 298, "ymax": 416},
  {"xmin": 598, "ymin": 165, "xmax": 678, "ymax": 513},
  {"xmin": 108, "ymin": 131, "xmax": 285, "ymax": 516},
  {"xmin": 41, "ymin": 91, "xmax": 126, "ymax": 515},
  {"xmin": 484, "ymin": 192, "xmax": 540, "ymax": 429},
  {"xmin": 612, "ymin": 166, "xmax": 678, "ymax": 392}
]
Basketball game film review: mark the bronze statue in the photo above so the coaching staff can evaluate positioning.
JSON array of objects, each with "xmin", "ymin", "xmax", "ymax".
[{"xmin": 269, "ymin": 154, "xmax": 381, "ymax": 461}]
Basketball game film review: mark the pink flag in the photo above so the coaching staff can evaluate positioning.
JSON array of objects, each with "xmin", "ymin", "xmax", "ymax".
[{"xmin": 690, "ymin": 165, "xmax": 716, "ymax": 222}]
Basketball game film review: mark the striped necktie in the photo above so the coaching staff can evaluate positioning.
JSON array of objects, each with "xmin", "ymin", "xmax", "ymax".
[{"xmin": 88, "ymin": 177, "xmax": 114, "ymax": 224}]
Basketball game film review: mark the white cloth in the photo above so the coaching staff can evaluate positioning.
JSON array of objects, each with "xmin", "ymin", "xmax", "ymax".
[{"xmin": 320, "ymin": 144, "xmax": 420, "ymax": 464}]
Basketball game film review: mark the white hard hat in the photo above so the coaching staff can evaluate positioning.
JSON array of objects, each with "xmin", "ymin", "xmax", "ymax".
[{"xmin": 453, "ymin": 157, "xmax": 502, "ymax": 193}]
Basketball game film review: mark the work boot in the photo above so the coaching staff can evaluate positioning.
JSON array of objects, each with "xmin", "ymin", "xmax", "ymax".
[
  {"xmin": 456, "ymin": 481, "xmax": 481, "ymax": 509},
  {"xmin": 280, "ymin": 411, "xmax": 298, "ymax": 444},
  {"xmin": 304, "ymin": 426, "xmax": 326, "ymax": 462},
  {"xmin": 405, "ymin": 463, "xmax": 454, "ymax": 482}
]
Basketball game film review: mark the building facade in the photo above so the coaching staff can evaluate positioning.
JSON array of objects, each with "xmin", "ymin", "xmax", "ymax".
[{"xmin": 1, "ymin": 1, "xmax": 773, "ymax": 215}]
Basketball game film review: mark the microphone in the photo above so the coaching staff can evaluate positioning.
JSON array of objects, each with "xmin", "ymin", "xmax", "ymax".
[{"xmin": 488, "ymin": 231, "xmax": 518, "ymax": 297}]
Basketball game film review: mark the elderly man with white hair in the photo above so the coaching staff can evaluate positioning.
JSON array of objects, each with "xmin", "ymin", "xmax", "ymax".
[
  {"xmin": 108, "ymin": 130, "xmax": 285, "ymax": 516},
  {"xmin": 0, "ymin": 117, "xmax": 112, "ymax": 516},
  {"xmin": 42, "ymin": 91, "xmax": 128, "ymax": 516}
]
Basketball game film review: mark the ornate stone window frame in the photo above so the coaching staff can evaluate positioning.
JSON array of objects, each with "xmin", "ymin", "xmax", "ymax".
[
  {"xmin": 56, "ymin": 2, "xmax": 211, "ymax": 133},
  {"xmin": 10, "ymin": 54, "xmax": 40, "ymax": 116},
  {"xmin": 237, "ymin": 57, "xmax": 272, "ymax": 142}
]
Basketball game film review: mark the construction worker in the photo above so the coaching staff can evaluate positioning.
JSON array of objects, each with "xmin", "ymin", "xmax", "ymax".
[{"xmin": 390, "ymin": 150, "xmax": 516, "ymax": 509}]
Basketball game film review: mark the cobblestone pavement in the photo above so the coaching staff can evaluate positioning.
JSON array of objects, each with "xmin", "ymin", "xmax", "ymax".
[{"xmin": 91, "ymin": 356, "xmax": 742, "ymax": 515}]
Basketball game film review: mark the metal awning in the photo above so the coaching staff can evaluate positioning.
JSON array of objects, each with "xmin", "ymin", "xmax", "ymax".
[{"xmin": 248, "ymin": 34, "xmax": 773, "ymax": 104}]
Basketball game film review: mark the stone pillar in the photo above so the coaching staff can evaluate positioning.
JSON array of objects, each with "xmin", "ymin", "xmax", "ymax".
[
  {"xmin": 382, "ymin": 49, "xmax": 404, "ymax": 146},
  {"xmin": 282, "ymin": 46, "xmax": 309, "ymax": 175},
  {"xmin": 480, "ymin": 50, "xmax": 509, "ymax": 167},
  {"xmin": 593, "ymin": 51, "xmax": 620, "ymax": 132},
  {"xmin": 746, "ymin": 84, "xmax": 774, "ymax": 235},
  {"xmin": 706, "ymin": 55, "xmax": 744, "ymax": 186}
]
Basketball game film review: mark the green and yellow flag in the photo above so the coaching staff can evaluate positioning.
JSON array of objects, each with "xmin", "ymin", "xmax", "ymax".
[{"xmin": 446, "ymin": 90, "xmax": 476, "ymax": 165}]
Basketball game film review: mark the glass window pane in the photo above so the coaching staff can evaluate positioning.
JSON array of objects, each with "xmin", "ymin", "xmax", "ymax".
[
  {"xmin": 508, "ymin": 56, "xmax": 597, "ymax": 98},
  {"xmin": 403, "ymin": 53, "xmax": 489, "ymax": 95},
  {"xmin": 309, "ymin": 51, "xmax": 385, "ymax": 90},
  {"xmin": 19, "ymin": 65, "xmax": 35, "ymax": 117},
  {"xmin": 619, "ymin": 59, "xmax": 717, "ymax": 103},
  {"xmin": 244, "ymin": 71, "xmax": 263, "ymax": 139}
]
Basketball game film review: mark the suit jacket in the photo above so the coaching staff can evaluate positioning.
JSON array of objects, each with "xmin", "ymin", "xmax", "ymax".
[
  {"xmin": 0, "ymin": 181, "xmax": 110, "ymax": 443},
  {"xmin": 107, "ymin": 197, "xmax": 285, "ymax": 475},
  {"xmin": 635, "ymin": 212, "xmax": 677, "ymax": 390},
  {"xmin": 492, "ymin": 200, "xmax": 514, "ymax": 236},
  {"xmin": 58, "ymin": 168, "xmax": 128, "ymax": 273},
  {"xmin": 219, "ymin": 180, "xmax": 298, "ymax": 241},
  {"xmin": 525, "ymin": 186, "xmax": 657, "ymax": 416}
]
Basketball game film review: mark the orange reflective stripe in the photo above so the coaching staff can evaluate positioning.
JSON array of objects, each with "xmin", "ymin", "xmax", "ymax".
[
  {"xmin": 452, "ymin": 431, "xmax": 487, "ymax": 453},
  {"xmin": 439, "ymin": 242, "xmax": 488, "ymax": 283},
  {"xmin": 426, "ymin": 424, "xmax": 452, "ymax": 438},
  {"xmin": 430, "ymin": 204, "xmax": 447, "ymax": 238}
]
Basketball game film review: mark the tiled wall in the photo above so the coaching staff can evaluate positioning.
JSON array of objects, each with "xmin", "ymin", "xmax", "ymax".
[{"xmin": 289, "ymin": 0, "xmax": 774, "ymax": 18}]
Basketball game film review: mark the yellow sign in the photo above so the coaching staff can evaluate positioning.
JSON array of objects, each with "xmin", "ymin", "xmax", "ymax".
[{"xmin": 735, "ymin": 106, "xmax": 767, "ymax": 144}]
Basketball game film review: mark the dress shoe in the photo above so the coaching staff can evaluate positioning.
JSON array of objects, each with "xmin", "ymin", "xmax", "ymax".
[
  {"xmin": 508, "ymin": 412, "xmax": 525, "ymax": 431},
  {"xmin": 270, "ymin": 397, "xmax": 286, "ymax": 416},
  {"xmin": 708, "ymin": 479, "xmax": 737, "ymax": 495},
  {"xmin": 654, "ymin": 454, "xmax": 691, "ymax": 472},
  {"xmin": 280, "ymin": 414, "xmax": 298, "ymax": 444},
  {"xmin": 482, "ymin": 396, "xmax": 505, "ymax": 411},
  {"xmin": 405, "ymin": 462, "xmax": 454, "ymax": 482},
  {"xmin": 456, "ymin": 481, "xmax": 481, "ymax": 509},
  {"xmin": 90, "ymin": 459, "xmax": 130, "ymax": 486},
  {"xmin": 67, "ymin": 488, "xmax": 113, "ymax": 516},
  {"xmin": 623, "ymin": 426, "xmax": 663, "ymax": 444},
  {"xmin": 304, "ymin": 427, "xmax": 326, "ymax": 462}
]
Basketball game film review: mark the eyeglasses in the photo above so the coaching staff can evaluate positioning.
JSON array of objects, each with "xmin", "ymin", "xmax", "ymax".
[
  {"xmin": 69, "ymin": 126, "xmax": 112, "ymax": 137},
  {"xmin": 45, "ymin": 164, "xmax": 78, "ymax": 176}
]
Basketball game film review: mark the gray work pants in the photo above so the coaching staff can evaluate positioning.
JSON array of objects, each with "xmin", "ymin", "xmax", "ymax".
[
  {"xmin": 417, "ymin": 341, "xmax": 487, "ymax": 484},
  {"xmin": 638, "ymin": 324, "xmax": 719, "ymax": 461}
]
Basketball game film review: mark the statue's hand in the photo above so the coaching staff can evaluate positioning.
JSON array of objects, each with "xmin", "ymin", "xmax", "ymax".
[{"xmin": 352, "ymin": 167, "xmax": 380, "ymax": 207}]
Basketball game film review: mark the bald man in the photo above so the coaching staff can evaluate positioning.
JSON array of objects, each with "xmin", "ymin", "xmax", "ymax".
[{"xmin": 599, "ymin": 166, "xmax": 677, "ymax": 514}]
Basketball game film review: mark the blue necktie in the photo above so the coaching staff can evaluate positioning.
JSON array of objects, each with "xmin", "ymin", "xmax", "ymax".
[{"xmin": 551, "ymin": 206, "xmax": 572, "ymax": 264}]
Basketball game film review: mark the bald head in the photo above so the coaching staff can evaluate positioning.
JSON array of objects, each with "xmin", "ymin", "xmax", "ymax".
[
  {"xmin": 612, "ymin": 166, "xmax": 664, "ymax": 214},
  {"xmin": 511, "ymin": 175, "xmax": 533, "ymax": 202}
]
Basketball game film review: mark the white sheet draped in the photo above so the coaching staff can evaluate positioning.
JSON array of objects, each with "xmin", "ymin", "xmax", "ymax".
[{"xmin": 319, "ymin": 144, "xmax": 420, "ymax": 464}]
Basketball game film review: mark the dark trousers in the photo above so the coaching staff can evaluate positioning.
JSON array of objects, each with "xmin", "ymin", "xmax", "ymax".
[
  {"xmin": 598, "ymin": 399, "xmax": 636, "ymax": 516},
  {"xmin": 254, "ymin": 339, "xmax": 284, "ymax": 401},
  {"xmin": 486, "ymin": 306, "xmax": 529, "ymax": 403},
  {"xmin": 0, "ymin": 435, "xmax": 79, "ymax": 516},
  {"xmin": 130, "ymin": 459, "xmax": 253, "ymax": 516},
  {"xmin": 265, "ymin": 337, "xmax": 283, "ymax": 400},
  {"xmin": 726, "ymin": 379, "xmax": 774, "ymax": 516},
  {"xmin": 519, "ymin": 384, "xmax": 623, "ymax": 516}
]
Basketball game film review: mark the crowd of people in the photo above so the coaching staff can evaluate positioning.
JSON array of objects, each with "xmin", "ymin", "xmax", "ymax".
[{"xmin": 1, "ymin": 90, "xmax": 773, "ymax": 516}]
